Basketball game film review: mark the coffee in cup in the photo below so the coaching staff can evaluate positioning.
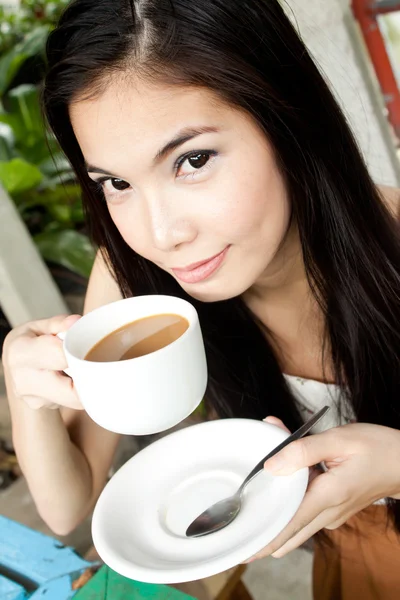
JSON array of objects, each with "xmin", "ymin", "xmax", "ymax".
[{"xmin": 84, "ymin": 314, "xmax": 189, "ymax": 362}]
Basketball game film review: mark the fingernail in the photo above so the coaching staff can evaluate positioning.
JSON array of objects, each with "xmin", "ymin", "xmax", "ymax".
[
  {"xmin": 263, "ymin": 416, "xmax": 279, "ymax": 424},
  {"xmin": 264, "ymin": 457, "xmax": 284, "ymax": 474}
]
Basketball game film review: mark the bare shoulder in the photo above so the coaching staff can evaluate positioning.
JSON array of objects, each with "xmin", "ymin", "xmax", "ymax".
[
  {"xmin": 84, "ymin": 250, "xmax": 123, "ymax": 313},
  {"xmin": 376, "ymin": 184, "xmax": 400, "ymax": 220}
]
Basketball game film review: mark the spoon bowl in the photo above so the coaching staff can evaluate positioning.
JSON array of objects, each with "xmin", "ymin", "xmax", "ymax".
[{"xmin": 186, "ymin": 406, "xmax": 330, "ymax": 538}]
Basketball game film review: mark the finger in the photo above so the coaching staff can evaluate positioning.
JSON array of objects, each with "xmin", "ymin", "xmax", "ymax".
[
  {"xmin": 16, "ymin": 369, "xmax": 83, "ymax": 410},
  {"xmin": 263, "ymin": 416, "xmax": 291, "ymax": 433},
  {"xmin": 7, "ymin": 314, "xmax": 81, "ymax": 369},
  {"xmin": 10, "ymin": 334, "xmax": 68, "ymax": 370},
  {"xmin": 30, "ymin": 314, "xmax": 81, "ymax": 337},
  {"xmin": 309, "ymin": 465, "xmax": 324, "ymax": 484},
  {"xmin": 247, "ymin": 472, "xmax": 337, "ymax": 561},
  {"xmin": 23, "ymin": 396, "xmax": 61, "ymax": 410},
  {"xmin": 272, "ymin": 505, "xmax": 362, "ymax": 558},
  {"xmin": 271, "ymin": 509, "xmax": 334, "ymax": 558},
  {"xmin": 264, "ymin": 428, "xmax": 345, "ymax": 475}
]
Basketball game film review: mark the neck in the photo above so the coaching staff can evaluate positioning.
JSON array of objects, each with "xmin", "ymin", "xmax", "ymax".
[
  {"xmin": 244, "ymin": 226, "xmax": 329, "ymax": 380},
  {"xmin": 245, "ymin": 225, "xmax": 310, "ymax": 309}
]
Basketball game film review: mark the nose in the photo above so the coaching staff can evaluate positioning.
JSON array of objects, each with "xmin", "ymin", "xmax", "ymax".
[{"xmin": 147, "ymin": 194, "xmax": 198, "ymax": 252}]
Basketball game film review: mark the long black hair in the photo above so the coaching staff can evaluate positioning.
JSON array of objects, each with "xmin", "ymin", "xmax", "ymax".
[{"xmin": 43, "ymin": 0, "xmax": 400, "ymax": 527}]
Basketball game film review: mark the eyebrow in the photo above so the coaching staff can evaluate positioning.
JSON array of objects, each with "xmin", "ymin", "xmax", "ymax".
[{"xmin": 86, "ymin": 125, "xmax": 220, "ymax": 176}]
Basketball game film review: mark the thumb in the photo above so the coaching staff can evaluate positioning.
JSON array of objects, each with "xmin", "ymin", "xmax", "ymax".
[
  {"xmin": 264, "ymin": 430, "xmax": 338, "ymax": 475},
  {"xmin": 30, "ymin": 314, "xmax": 81, "ymax": 337},
  {"xmin": 59, "ymin": 314, "xmax": 81, "ymax": 333},
  {"xmin": 263, "ymin": 416, "xmax": 291, "ymax": 434}
]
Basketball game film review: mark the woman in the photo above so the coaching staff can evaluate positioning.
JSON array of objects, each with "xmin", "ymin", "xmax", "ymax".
[{"xmin": 3, "ymin": 0, "xmax": 400, "ymax": 597}]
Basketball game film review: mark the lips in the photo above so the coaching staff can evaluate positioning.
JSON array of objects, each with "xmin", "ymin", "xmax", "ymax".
[{"xmin": 172, "ymin": 246, "xmax": 229, "ymax": 284}]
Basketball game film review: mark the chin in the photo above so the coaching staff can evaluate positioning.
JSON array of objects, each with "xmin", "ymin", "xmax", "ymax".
[
  {"xmin": 178, "ymin": 278, "xmax": 248, "ymax": 304},
  {"xmin": 185, "ymin": 290, "xmax": 234, "ymax": 303}
]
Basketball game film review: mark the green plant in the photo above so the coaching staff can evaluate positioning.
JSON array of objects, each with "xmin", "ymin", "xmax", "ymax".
[
  {"xmin": 0, "ymin": 84, "xmax": 95, "ymax": 278},
  {"xmin": 0, "ymin": 1, "xmax": 69, "ymax": 54},
  {"xmin": 0, "ymin": 1, "xmax": 95, "ymax": 279}
]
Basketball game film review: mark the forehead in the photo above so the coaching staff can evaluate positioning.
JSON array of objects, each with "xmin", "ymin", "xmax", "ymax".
[{"xmin": 69, "ymin": 79, "xmax": 232, "ymax": 164}]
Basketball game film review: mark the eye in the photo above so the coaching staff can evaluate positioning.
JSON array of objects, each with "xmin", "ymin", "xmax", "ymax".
[
  {"xmin": 175, "ymin": 150, "xmax": 217, "ymax": 180},
  {"xmin": 186, "ymin": 153, "xmax": 209, "ymax": 169},
  {"xmin": 93, "ymin": 176, "xmax": 132, "ymax": 200},
  {"xmin": 106, "ymin": 178, "xmax": 130, "ymax": 191}
]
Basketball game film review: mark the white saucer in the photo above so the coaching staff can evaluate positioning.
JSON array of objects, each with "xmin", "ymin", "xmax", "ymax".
[{"xmin": 92, "ymin": 418, "xmax": 308, "ymax": 584}]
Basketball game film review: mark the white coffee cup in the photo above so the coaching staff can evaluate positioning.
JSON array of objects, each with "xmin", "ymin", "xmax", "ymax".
[{"xmin": 59, "ymin": 295, "xmax": 208, "ymax": 435}]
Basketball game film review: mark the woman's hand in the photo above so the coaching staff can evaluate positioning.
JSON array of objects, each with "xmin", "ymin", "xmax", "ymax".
[
  {"xmin": 3, "ymin": 314, "xmax": 83, "ymax": 410},
  {"xmin": 247, "ymin": 418, "xmax": 400, "ymax": 561}
]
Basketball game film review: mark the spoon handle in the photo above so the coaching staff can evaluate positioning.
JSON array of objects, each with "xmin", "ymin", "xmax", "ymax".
[{"xmin": 238, "ymin": 405, "xmax": 330, "ymax": 493}]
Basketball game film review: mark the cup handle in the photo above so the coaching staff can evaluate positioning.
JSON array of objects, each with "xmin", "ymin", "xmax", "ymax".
[{"xmin": 57, "ymin": 332, "xmax": 72, "ymax": 378}]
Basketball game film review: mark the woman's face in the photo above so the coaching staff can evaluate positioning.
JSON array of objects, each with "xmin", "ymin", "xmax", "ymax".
[{"xmin": 70, "ymin": 80, "xmax": 291, "ymax": 301}]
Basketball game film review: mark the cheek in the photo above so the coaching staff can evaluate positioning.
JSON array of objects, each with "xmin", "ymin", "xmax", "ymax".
[
  {"xmin": 210, "ymin": 159, "xmax": 290, "ymax": 244},
  {"xmin": 107, "ymin": 202, "xmax": 151, "ymax": 257}
]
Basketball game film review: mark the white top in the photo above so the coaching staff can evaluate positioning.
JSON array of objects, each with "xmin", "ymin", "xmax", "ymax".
[
  {"xmin": 283, "ymin": 374, "xmax": 356, "ymax": 433},
  {"xmin": 284, "ymin": 374, "xmax": 386, "ymax": 505}
]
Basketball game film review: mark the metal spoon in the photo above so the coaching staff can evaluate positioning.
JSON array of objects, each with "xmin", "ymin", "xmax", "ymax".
[{"xmin": 186, "ymin": 405, "xmax": 330, "ymax": 538}]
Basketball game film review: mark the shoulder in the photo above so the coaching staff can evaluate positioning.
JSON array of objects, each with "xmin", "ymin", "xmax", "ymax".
[
  {"xmin": 376, "ymin": 184, "xmax": 400, "ymax": 221},
  {"xmin": 84, "ymin": 250, "xmax": 123, "ymax": 314}
]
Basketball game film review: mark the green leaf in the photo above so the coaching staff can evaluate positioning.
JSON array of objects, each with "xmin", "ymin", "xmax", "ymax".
[
  {"xmin": 8, "ymin": 84, "xmax": 42, "ymax": 134},
  {"xmin": 0, "ymin": 85, "xmax": 45, "ymax": 153},
  {"xmin": 18, "ymin": 138, "xmax": 54, "ymax": 165},
  {"xmin": 70, "ymin": 203, "xmax": 85, "ymax": 223},
  {"xmin": 0, "ymin": 26, "xmax": 50, "ymax": 94},
  {"xmin": 39, "ymin": 153, "xmax": 73, "ymax": 177},
  {"xmin": 47, "ymin": 202, "xmax": 72, "ymax": 224},
  {"xmin": 2, "ymin": 85, "xmax": 55, "ymax": 164},
  {"xmin": 40, "ymin": 171, "xmax": 76, "ymax": 189},
  {"xmin": 0, "ymin": 157, "xmax": 42, "ymax": 194},
  {"xmin": 13, "ymin": 183, "xmax": 82, "ymax": 213},
  {"xmin": 0, "ymin": 122, "xmax": 15, "ymax": 160},
  {"xmin": 0, "ymin": 112, "xmax": 26, "ymax": 142},
  {"xmin": 34, "ymin": 230, "xmax": 95, "ymax": 278},
  {"xmin": 0, "ymin": 121, "xmax": 15, "ymax": 146},
  {"xmin": 0, "ymin": 53, "xmax": 28, "ymax": 96},
  {"xmin": 45, "ymin": 132, "xmax": 62, "ymax": 156},
  {"xmin": 0, "ymin": 137, "xmax": 11, "ymax": 161},
  {"xmin": 16, "ymin": 25, "xmax": 51, "ymax": 57},
  {"xmin": 43, "ymin": 221, "xmax": 64, "ymax": 234}
]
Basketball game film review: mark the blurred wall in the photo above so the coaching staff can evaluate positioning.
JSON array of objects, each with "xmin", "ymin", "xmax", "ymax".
[{"xmin": 285, "ymin": 0, "xmax": 400, "ymax": 186}]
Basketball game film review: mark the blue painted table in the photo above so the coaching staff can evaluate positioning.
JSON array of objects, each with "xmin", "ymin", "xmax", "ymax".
[{"xmin": 0, "ymin": 516, "xmax": 194, "ymax": 599}]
